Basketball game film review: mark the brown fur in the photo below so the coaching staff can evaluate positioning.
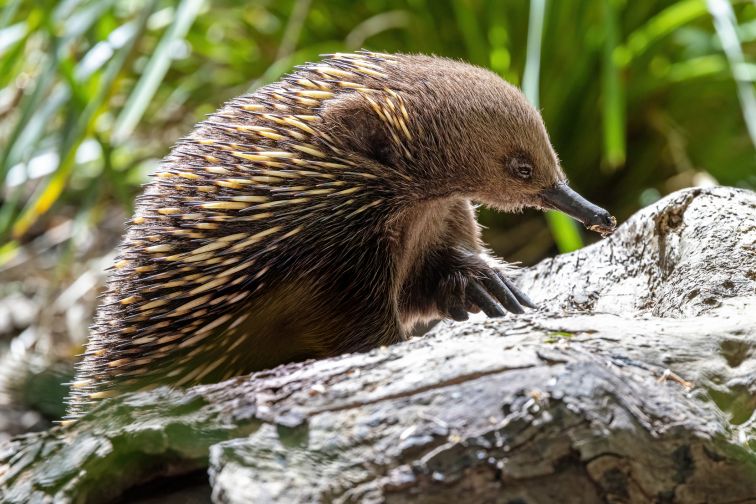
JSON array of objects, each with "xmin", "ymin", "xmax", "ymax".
[{"xmin": 65, "ymin": 52, "xmax": 564, "ymax": 419}]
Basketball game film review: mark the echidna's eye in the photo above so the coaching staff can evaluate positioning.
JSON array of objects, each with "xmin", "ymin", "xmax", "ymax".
[
  {"xmin": 505, "ymin": 153, "xmax": 533, "ymax": 180},
  {"xmin": 516, "ymin": 163, "xmax": 532, "ymax": 179},
  {"xmin": 507, "ymin": 158, "xmax": 532, "ymax": 180}
]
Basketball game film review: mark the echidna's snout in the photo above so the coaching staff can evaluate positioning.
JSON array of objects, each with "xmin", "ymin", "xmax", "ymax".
[{"xmin": 539, "ymin": 181, "xmax": 616, "ymax": 235}]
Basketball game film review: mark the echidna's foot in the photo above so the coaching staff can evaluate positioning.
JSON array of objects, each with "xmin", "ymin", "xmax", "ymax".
[{"xmin": 438, "ymin": 260, "xmax": 537, "ymax": 320}]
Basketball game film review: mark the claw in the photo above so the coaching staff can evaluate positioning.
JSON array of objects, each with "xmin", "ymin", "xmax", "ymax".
[
  {"xmin": 448, "ymin": 305, "xmax": 469, "ymax": 321},
  {"xmin": 466, "ymin": 281, "xmax": 506, "ymax": 318},
  {"xmin": 480, "ymin": 271, "xmax": 524, "ymax": 314},
  {"xmin": 495, "ymin": 271, "xmax": 538, "ymax": 309}
]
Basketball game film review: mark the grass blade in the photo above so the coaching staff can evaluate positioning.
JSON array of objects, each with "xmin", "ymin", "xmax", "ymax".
[
  {"xmin": 111, "ymin": 0, "xmax": 203, "ymax": 143},
  {"xmin": 546, "ymin": 211, "xmax": 585, "ymax": 253},
  {"xmin": 276, "ymin": 0, "xmax": 311, "ymax": 60},
  {"xmin": 0, "ymin": 0, "xmax": 22, "ymax": 30},
  {"xmin": 0, "ymin": 0, "xmax": 115, "ymax": 183},
  {"xmin": 522, "ymin": 0, "xmax": 546, "ymax": 108},
  {"xmin": 622, "ymin": 0, "xmax": 709, "ymax": 63},
  {"xmin": 451, "ymin": 0, "xmax": 488, "ymax": 66},
  {"xmin": 601, "ymin": 0, "xmax": 626, "ymax": 170},
  {"xmin": 523, "ymin": 0, "xmax": 584, "ymax": 253},
  {"xmin": 707, "ymin": 0, "xmax": 756, "ymax": 150},
  {"xmin": 11, "ymin": 2, "xmax": 157, "ymax": 238},
  {"xmin": 345, "ymin": 10, "xmax": 412, "ymax": 50}
]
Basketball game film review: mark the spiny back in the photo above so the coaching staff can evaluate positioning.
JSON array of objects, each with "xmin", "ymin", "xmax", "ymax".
[{"xmin": 65, "ymin": 51, "xmax": 426, "ymax": 418}]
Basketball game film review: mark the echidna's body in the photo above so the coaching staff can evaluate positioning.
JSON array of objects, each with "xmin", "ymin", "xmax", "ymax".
[{"xmin": 66, "ymin": 52, "xmax": 615, "ymax": 419}]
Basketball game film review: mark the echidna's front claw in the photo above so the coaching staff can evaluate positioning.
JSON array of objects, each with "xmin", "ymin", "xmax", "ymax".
[
  {"xmin": 495, "ymin": 271, "xmax": 537, "ymax": 309},
  {"xmin": 479, "ymin": 270, "xmax": 525, "ymax": 314},
  {"xmin": 464, "ymin": 268, "xmax": 537, "ymax": 317},
  {"xmin": 447, "ymin": 305, "xmax": 470, "ymax": 322},
  {"xmin": 465, "ymin": 280, "xmax": 508, "ymax": 317}
]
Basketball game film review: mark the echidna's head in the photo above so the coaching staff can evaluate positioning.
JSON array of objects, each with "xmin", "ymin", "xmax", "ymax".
[{"xmin": 322, "ymin": 53, "xmax": 615, "ymax": 234}]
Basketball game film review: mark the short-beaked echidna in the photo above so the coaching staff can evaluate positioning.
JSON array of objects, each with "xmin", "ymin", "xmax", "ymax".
[{"xmin": 65, "ymin": 51, "xmax": 615, "ymax": 419}]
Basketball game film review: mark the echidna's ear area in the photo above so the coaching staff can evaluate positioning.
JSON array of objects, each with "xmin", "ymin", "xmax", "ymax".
[{"xmin": 320, "ymin": 91, "xmax": 398, "ymax": 168}]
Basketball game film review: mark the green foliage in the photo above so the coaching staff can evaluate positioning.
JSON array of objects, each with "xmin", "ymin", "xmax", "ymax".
[
  {"xmin": 522, "ymin": 0, "xmax": 583, "ymax": 252},
  {"xmin": 0, "ymin": 0, "xmax": 754, "ymax": 262}
]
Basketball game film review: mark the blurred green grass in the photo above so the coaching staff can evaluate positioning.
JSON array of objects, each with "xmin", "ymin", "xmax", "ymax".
[{"xmin": 1, "ymin": 0, "xmax": 755, "ymax": 264}]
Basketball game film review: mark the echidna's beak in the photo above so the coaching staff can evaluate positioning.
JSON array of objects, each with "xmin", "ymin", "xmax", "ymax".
[{"xmin": 539, "ymin": 182, "xmax": 616, "ymax": 235}]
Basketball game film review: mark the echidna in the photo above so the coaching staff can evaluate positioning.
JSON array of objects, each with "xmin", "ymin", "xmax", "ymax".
[{"xmin": 65, "ymin": 51, "xmax": 615, "ymax": 420}]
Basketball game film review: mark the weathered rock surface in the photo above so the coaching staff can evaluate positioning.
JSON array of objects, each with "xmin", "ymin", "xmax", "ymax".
[{"xmin": 0, "ymin": 187, "xmax": 754, "ymax": 503}]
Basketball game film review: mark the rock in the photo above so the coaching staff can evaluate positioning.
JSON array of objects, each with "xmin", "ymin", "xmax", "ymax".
[{"xmin": 0, "ymin": 187, "xmax": 754, "ymax": 503}]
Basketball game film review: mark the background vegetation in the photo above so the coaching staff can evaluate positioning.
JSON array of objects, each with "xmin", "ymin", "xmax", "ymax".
[{"xmin": 1, "ymin": 0, "xmax": 755, "ymax": 265}]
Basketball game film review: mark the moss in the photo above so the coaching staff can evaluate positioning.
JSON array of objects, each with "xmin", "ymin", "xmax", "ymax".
[{"xmin": 544, "ymin": 331, "xmax": 575, "ymax": 344}]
